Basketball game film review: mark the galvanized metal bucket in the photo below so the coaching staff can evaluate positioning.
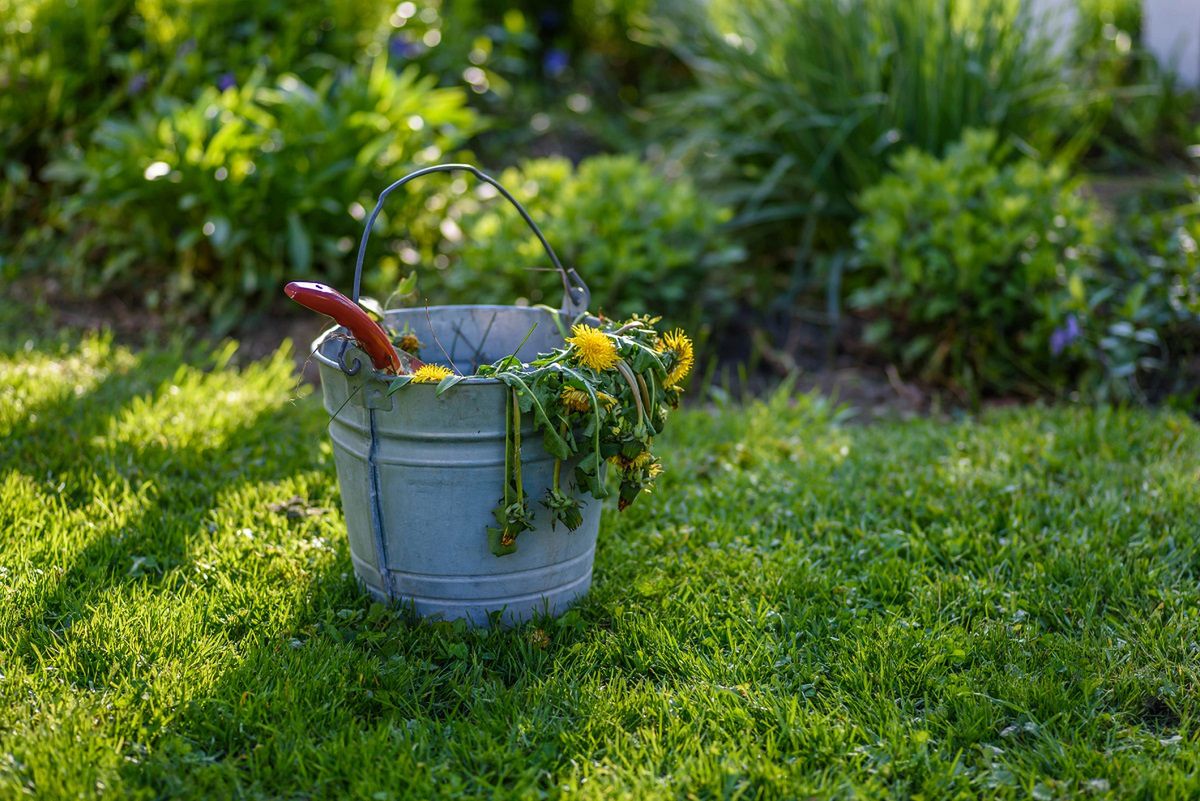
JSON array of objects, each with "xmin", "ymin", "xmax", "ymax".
[{"xmin": 312, "ymin": 164, "xmax": 599, "ymax": 627}]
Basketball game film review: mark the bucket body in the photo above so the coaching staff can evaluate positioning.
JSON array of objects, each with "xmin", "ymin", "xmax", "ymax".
[{"xmin": 314, "ymin": 305, "xmax": 600, "ymax": 626}]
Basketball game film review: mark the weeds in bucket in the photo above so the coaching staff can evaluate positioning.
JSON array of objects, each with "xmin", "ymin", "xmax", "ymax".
[
  {"xmin": 475, "ymin": 315, "xmax": 693, "ymax": 552},
  {"xmin": 384, "ymin": 313, "xmax": 694, "ymax": 554}
]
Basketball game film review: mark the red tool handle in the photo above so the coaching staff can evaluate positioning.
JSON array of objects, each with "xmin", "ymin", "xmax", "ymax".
[{"xmin": 284, "ymin": 281, "xmax": 404, "ymax": 374}]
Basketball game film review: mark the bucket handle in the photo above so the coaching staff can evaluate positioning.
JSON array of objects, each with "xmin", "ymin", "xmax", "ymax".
[{"xmin": 352, "ymin": 163, "xmax": 591, "ymax": 317}]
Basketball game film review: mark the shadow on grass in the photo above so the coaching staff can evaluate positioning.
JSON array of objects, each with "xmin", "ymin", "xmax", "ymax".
[
  {"xmin": 4, "ymin": 331, "xmax": 710, "ymax": 796},
  {"xmin": 1, "ymin": 333, "xmax": 575, "ymax": 793},
  {"xmin": 6, "ymin": 338, "xmax": 314, "ymax": 682},
  {"xmin": 118, "ymin": 560, "xmax": 610, "ymax": 796},
  {"xmin": 110, "ymin": 501, "xmax": 817, "ymax": 797}
]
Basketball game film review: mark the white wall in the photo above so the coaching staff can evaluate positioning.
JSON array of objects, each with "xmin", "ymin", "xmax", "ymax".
[
  {"xmin": 1026, "ymin": 0, "xmax": 1078, "ymax": 52},
  {"xmin": 1144, "ymin": 0, "xmax": 1200, "ymax": 86},
  {"xmin": 1027, "ymin": 0, "xmax": 1200, "ymax": 87}
]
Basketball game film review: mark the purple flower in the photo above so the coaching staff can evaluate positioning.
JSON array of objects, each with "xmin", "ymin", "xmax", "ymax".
[
  {"xmin": 543, "ymin": 48, "xmax": 568, "ymax": 78},
  {"xmin": 127, "ymin": 72, "xmax": 148, "ymax": 95},
  {"xmin": 389, "ymin": 35, "xmax": 421, "ymax": 62},
  {"xmin": 1067, "ymin": 314, "xmax": 1081, "ymax": 339},
  {"xmin": 1050, "ymin": 313, "xmax": 1081, "ymax": 355},
  {"xmin": 217, "ymin": 72, "xmax": 236, "ymax": 91}
]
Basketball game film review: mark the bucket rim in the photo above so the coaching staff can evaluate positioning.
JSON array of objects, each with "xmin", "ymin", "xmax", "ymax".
[{"xmin": 311, "ymin": 303, "xmax": 575, "ymax": 387}]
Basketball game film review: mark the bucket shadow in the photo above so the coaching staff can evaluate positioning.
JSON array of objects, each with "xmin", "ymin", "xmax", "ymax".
[
  {"xmin": 115, "ymin": 545, "xmax": 612, "ymax": 795},
  {"xmin": 106, "ymin": 508, "xmax": 708, "ymax": 795},
  {"xmin": 6, "ymin": 335, "xmax": 715, "ymax": 794}
]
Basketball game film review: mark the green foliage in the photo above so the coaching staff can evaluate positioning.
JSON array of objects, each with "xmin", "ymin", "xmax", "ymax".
[
  {"xmin": 0, "ymin": 0, "xmax": 392, "ymax": 166},
  {"xmin": 1, "ymin": 0, "xmax": 135, "ymax": 172},
  {"xmin": 1065, "ymin": 188, "xmax": 1200, "ymax": 402},
  {"xmin": 1, "ymin": 0, "xmax": 688, "ymax": 322},
  {"xmin": 7, "ymin": 332, "xmax": 1200, "ymax": 796},
  {"xmin": 0, "ymin": 0, "xmax": 668, "ymax": 185},
  {"xmin": 465, "ymin": 318, "xmax": 689, "ymax": 549},
  {"xmin": 382, "ymin": 0, "xmax": 682, "ymax": 160},
  {"xmin": 127, "ymin": 0, "xmax": 392, "ymax": 88},
  {"xmin": 1074, "ymin": 0, "xmax": 1195, "ymax": 165},
  {"xmin": 0, "ymin": 0, "xmax": 132, "ymax": 251},
  {"xmin": 851, "ymin": 129, "xmax": 1099, "ymax": 398},
  {"xmin": 662, "ymin": 0, "xmax": 1091, "ymax": 258},
  {"xmin": 45, "ymin": 62, "xmax": 477, "ymax": 328},
  {"xmin": 1078, "ymin": 0, "xmax": 1141, "ymax": 36},
  {"xmin": 0, "ymin": 0, "xmax": 394, "ymax": 245},
  {"xmin": 428, "ymin": 155, "xmax": 743, "ymax": 326}
]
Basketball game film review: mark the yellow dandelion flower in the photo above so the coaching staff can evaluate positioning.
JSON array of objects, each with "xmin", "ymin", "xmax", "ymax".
[
  {"xmin": 410, "ymin": 364, "xmax": 453, "ymax": 383},
  {"xmin": 561, "ymin": 386, "xmax": 592, "ymax": 413},
  {"xmin": 659, "ymin": 329, "xmax": 694, "ymax": 388},
  {"xmin": 566, "ymin": 324, "xmax": 619, "ymax": 371},
  {"xmin": 608, "ymin": 451, "xmax": 653, "ymax": 472},
  {"xmin": 647, "ymin": 462, "xmax": 663, "ymax": 478},
  {"xmin": 595, "ymin": 391, "xmax": 617, "ymax": 408},
  {"xmin": 396, "ymin": 333, "xmax": 423, "ymax": 354}
]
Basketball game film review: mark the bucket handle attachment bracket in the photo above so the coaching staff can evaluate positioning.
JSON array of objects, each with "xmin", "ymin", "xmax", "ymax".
[
  {"xmin": 338, "ymin": 345, "xmax": 395, "ymax": 411},
  {"xmin": 351, "ymin": 163, "xmax": 591, "ymax": 318}
]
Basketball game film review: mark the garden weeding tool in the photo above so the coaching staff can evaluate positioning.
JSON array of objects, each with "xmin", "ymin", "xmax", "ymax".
[{"xmin": 284, "ymin": 281, "xmax": 420, "ymax": 374}]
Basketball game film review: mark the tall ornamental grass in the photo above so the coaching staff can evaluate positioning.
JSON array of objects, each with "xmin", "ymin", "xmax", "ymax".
[{"xmin": 661, "ymin": 0, "xmax": 1093, "ymax": 252}]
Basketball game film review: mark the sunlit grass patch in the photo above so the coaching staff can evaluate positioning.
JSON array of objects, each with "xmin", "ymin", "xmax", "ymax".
[{"xmin": 3, "ymin": 337, "xmax": 1200, "ymax": 798}]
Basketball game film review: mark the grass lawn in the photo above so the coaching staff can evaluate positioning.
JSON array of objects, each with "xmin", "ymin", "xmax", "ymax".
[{"xmin": 3, "ymin": 333, "xmax": 1200, "ymax": 799}]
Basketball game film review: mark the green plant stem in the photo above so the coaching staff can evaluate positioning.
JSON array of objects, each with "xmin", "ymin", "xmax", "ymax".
[
  {"xmin": 635, "ymin": 372, "xmax": 653, "ymax": 419},
  {"xmin": 503, "ymin": 386, "xmax": 513, "ymax": 509},
  {"xmin": 615, "ymin": 360, "xmax": 646, "ymax": 428},
  {"xmin": 556, "ymin": 364, "xmax": 608, "ymax": 494},
  {"xmin": 553, "ymin": 420, "xmax": 568, "ymax": 492},
  {"xmin": 512, "ymin": 389, "xmax": 523, "ymax": 504}
]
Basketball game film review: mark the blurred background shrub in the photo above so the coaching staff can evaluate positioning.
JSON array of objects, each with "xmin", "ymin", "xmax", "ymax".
[
  {"xmin": 1073, "ymin": 0, "xmax": 1193, "ymax": 166},
  {"xmin": 3, "ymin": 0, "xmax": 1199, "ymax": 406},
  {"xmin": 0, "ymin": 0, "xmax": 678, "ymax": 313},
  {"xmin": 0, "ymin": 0, "xmax": 394, "ymax": 241},
  {"xmin": 851, "ymin": 129, "xmax": 1099, "ymax": 399},
  {"xmin": 45, "ymin": 61, "xmax": 476, "ymax": 328},
  {"xmin": 659, "ymin": 0, "xmax": 1091, "ymax": 262},
  {"xmin": 1069, "ymin": 184, "xmax": 1200, "ymax": 403},
  {"xmin": 408, "ymin": 155, "xmax": 743, "ymax": 329},
  {"xmin": 379, "ymin": 0, "xmax": 683, "ymax": 160}
]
